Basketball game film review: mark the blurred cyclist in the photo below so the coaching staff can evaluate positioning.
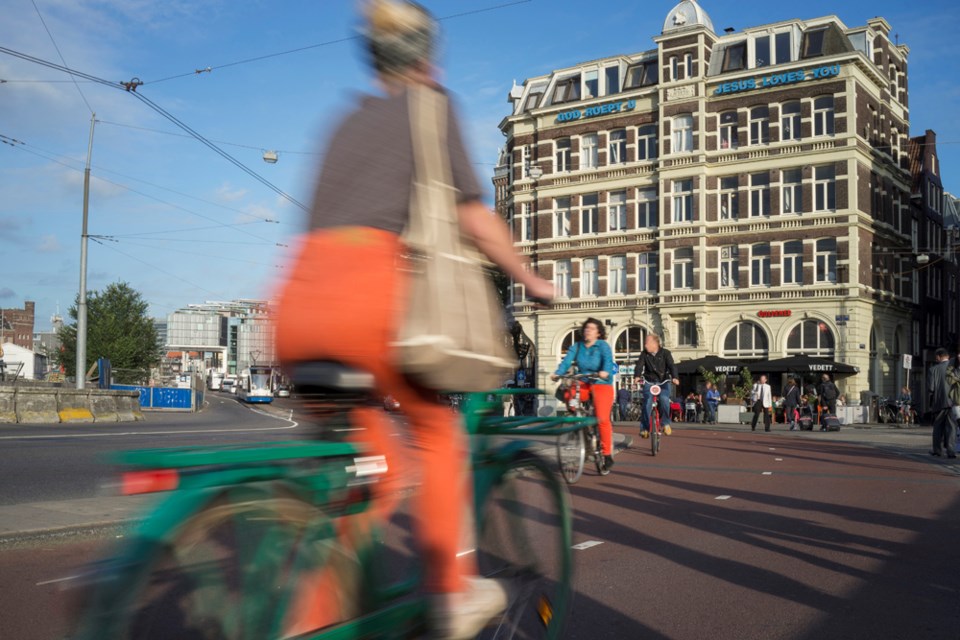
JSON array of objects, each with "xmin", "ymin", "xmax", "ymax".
[
  {"xmin": 635, "ymin": 333, "xmax": 679, "ymax": 438},
  {"xmin": 273, "ymin": 1, "xmax": 552, "ymax": 637},
  {"xmin": 550, "ymin": 317, "xmax": 617, "ymax": 469}
]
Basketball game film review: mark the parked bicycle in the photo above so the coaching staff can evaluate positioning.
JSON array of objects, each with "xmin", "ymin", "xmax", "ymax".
[
  {"xmin": 877, "ymin": 397, "xmax": 916, "ymax": 425},
  {"xmin": 69, "ymin": 361, "xmax": 592, "ymax": 639},
  {"xmin": 555, "ymin": 373, "xmax": 609, "ymax": 484},
  {"xmin": 641, "ymin": 378, "xmax": 672, "ymax": 456}
]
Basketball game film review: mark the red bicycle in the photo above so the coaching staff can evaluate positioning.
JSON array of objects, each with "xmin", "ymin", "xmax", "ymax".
[{"xmin": 641, "ymin": 378, "xmax": 672, "ymax": 456}]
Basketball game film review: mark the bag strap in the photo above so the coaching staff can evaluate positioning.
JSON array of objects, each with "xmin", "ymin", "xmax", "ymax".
[{"xmin": 405, "ymin": 86, "xmax": 457, "ymax": 253}]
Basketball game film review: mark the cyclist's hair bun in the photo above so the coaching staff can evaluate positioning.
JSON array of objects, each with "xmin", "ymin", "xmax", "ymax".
[{"xmin": 361, "ymin": 0, "xmax": 438, "ymax": 75}]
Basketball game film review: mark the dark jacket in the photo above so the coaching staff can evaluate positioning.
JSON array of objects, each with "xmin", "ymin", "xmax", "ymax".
[
  {"xmin": 818, "ymin": 381, "xmax": 839, "ymax": 402},
  {"xmin": 927, "ymin": 360, "xmax": 952, "ymax": 411},
  {"xmin": 635, "ymin": 348, "xmax": 678, "ymax": 383},
  {"xmin": 782, "ymin": 384, "xmax": 801, "ymax": 408}
]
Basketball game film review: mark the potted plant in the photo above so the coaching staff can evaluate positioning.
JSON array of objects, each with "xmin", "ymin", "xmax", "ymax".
[{"xmin": 731, "ymin": 367, "xmax": 754, "ymax": 424}]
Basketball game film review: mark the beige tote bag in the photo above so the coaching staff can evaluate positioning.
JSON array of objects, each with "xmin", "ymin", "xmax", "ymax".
[{"xmin": 392, "ymin": 86, "xmax": 514, "ymax": 392}]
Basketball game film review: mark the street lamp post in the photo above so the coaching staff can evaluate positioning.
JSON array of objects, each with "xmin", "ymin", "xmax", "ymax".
[
  {"xmin": 528, "ymin": 164, "xmax": 543, "ymax": 395},
  {"xmin": 76, "ymin": 113, "xmax": 96, "ymax": 390}
]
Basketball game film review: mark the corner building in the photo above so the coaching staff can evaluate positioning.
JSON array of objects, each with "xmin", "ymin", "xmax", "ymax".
[{"xmin": 495, "ymin": 1, "xmax": 927, "ymax": 402}]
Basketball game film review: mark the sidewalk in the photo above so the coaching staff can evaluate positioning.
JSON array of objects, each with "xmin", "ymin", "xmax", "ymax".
[{"xmin": 0, "ymin": 432, "xmax": 633, "ymax": 543}]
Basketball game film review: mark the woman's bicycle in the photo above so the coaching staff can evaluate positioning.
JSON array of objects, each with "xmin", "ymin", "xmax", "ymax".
[
  {"xmin": 641, "ymin": 378, "xmax": 672, "ymax": 457},
  {"xmin": 68, "ymin": 360, "xmax": 595, "ymax": 639},
  {"xmin": 554, "ymin": 373, "xmax": 610, "ymax": 484}
]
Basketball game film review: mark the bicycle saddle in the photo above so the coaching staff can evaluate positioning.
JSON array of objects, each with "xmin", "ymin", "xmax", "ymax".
[{"xmin": 290, "ymin": 360, "xmax": 375, "ymax": 392}]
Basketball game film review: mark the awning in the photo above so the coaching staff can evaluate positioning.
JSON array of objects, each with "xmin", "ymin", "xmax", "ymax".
[
  {"xmin": 676, "ymin": 355, "xmax": 746, "ymax": 375},
  {"xmin": 747, "ymin": 355, "xmax": 858, "ymax": 375}
]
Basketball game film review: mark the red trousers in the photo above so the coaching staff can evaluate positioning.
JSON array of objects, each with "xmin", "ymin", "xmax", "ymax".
[
  {"xmin": 590, "ymin": 384, "xmax": 615, "ymax": 455},
  {"xmin": 274, "ymin": 227, "xmax": 472, "ymax": 594}
]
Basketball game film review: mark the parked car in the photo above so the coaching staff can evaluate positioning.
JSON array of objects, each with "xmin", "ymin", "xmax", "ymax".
[
  {"xmin": 220, "ymin": 374, "xmax": 237, "ymax": 393},
  {"xmin": 275, "ymin": 385, "xmax": 291, "ymax": 398},
  {"xmin": 383, "ymin": 395, "xmax": 400, "ymax": 412}
]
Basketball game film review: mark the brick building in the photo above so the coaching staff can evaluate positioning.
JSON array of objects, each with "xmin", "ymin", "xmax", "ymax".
[
  {"xmin": 0, "ymin": 300, "xmax": 35, "ymax": 351},
  {"xmin": 494, "ymin": 1, "xmax": 955, "ymax": 405}
]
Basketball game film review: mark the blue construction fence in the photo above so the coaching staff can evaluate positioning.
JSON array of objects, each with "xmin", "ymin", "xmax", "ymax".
[{"xmin": 112, "ymin": 384, "xmax": 204, "ymax": 411}]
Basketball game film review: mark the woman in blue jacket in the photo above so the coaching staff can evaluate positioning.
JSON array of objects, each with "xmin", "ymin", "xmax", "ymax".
[{"xmin": 551, "ymin": 317, "xmax": 617, "ymax": 468}]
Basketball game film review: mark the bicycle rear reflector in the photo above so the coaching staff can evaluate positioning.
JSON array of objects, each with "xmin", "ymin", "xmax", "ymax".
[
  {"xmin": 121, "ymin": 470, "xmax": 179, "ymax": 495},
  {"xmin": 537, "ymin": 595, "xmax": 554, "ymax": 628}
]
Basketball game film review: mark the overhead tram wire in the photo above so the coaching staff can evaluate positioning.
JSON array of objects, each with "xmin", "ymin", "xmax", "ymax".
[
  {"xmin": 143, "ymin": 0, "xmax": 534, "ymax": 85},
  {"xmin": 96, "ymin": 119, "xmax": 320, "ymax": 157},
  {"xmin": 4, "ymin": 134, "xmax": 284, "ymax": 226},
  {"xmin": 4, "ymin": 141, "xmax": 286, "ymax": 246},
  {"xmin": 90, "ymin": 237, "xmax": 227, "ymax": 299},
  {"xmin": 31, "ymin": 0, "xmax": 94, "ymax": 114},
  {"xmin": 0, "ymin": 45, "xmax": 307, "ymax": 213}
]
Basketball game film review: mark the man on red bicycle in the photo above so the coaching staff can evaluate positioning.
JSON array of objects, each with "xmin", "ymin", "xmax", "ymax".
[
  {"xmin": 550, "ymin": 318, "xmax": 617, "ymax": 469},
  {"xmin": 635, "ymin": 333, "xmax": 680, "ymax": 439}
]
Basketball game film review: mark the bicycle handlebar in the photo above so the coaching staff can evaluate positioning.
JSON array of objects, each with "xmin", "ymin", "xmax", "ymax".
[
  {"xmin": 638, "ymin": 378, "xmax": 672, "ymax": 386},
  {"xmin": 556, "ymin": 372, "xmax": 604, "ymax": 382}
]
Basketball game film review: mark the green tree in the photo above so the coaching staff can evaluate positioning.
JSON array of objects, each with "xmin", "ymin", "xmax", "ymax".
[{"xmin": 57, "ymin": 282, "xmax": 160, "ymax": 384}]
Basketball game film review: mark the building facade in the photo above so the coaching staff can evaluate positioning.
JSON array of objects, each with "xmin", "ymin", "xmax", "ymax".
[
  {"xmin": 495, "ymin": 1, "xmax": 955, "ymax": 405},
  {"xmin": 165, "ymin": 300, "xmax": 276, "ymax": 376},
  {"xmin": 0, "ymin": 301, "xmax": 35, "ymax": 351}
]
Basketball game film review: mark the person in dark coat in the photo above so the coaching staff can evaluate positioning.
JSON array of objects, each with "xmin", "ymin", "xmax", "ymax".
[
  {"xmin": 927, "ymin": 348, "xmax": 958, "ymax": 458},
  {"xmin": 782, "ymin": 377, "xmax": 801, "ymax": 430},
  {"xmin": 817, "ymin": 373, "xmax": 840, "ymax": 429}
]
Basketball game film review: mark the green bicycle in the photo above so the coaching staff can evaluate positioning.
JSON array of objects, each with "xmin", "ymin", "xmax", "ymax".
[{"xmin": 69, "ymin": 361, "xmax": 595, "ymax": 639}]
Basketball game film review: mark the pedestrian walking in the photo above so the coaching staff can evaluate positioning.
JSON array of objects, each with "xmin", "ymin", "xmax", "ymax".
[
  {"xmin": 782, "ymin": 377, "xmax": 801, "ymax": 430},
  {"xmin": 750, "ymin": 374, "xmax": 773, "ymax": 432},
  {"xmin": 704, "ymin": 381, "xmax": 720, "ymax": 424},
  {"xmin": 927, "ymin": 347, "xmax": 958, "ymax": 458},
  {"xmin": 817, "ymin": 373, "xmax": 840, "ymax": 429}
]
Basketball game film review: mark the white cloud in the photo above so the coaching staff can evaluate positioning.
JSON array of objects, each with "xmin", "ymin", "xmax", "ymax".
[
  {"xmin": 215, "ymin": 183, "xmax": 248, "ymax": 203},
  {"xmin": 38, "ymin": 234, "xmax": 62, "ymax": 253}
]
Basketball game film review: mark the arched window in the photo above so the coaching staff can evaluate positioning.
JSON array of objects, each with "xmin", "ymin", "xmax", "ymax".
[
  {"xmin": 786, "ymin": 319, "xmax": 835, "ymax": 357},
  {"xmin": 722, "ymin": 322, "xmax": 769, "ymax": 359},
  {"xmin": 614, "ymin": 326, "xmax": 647, "ymax": 357},
  {"xmin": 560, "ymin": 329, "xmax": 583, "ymax": 355}
]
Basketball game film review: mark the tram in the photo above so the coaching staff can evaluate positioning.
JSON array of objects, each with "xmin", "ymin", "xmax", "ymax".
[{"xmin": 238, "ymin": 365, "xmax": 274, "ymax": 404}]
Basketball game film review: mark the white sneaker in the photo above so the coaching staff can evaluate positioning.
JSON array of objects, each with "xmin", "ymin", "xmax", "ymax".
[{"xmin": 429, "ymin": 577, "xmax": 509, "ymax": 639}]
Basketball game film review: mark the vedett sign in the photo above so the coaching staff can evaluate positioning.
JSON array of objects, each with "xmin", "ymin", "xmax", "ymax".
[{"xmin": 758, "ymin": 310, "xmax": 792, "ymax": 318}]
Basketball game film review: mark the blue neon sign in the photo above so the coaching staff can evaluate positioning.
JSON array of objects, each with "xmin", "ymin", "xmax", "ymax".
[
  {"xmin": 556, "ymin": 99, "xmax": 637, "ymax": 123},
  {"xmin": 714, "ymin": 64, "xmax": 841, "ymax": 96}
]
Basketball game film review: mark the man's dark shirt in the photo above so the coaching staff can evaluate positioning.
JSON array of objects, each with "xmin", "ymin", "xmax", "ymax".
[
  {"xmin": 782, "ymin": 384, "xmax": 801, "ymax": 408},
  {"xmin": 635, "ymin": 348, "xmax": 678, "ymax": 383}
]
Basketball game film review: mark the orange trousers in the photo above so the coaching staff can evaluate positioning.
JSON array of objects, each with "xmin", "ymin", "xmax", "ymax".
[
  {"xmin": 274, "ymin": 227, "xmax": 473, "ymax": 594},
  {"xmin": 590, "ymin": 384, "xmax": 615, "ymax": 455}
]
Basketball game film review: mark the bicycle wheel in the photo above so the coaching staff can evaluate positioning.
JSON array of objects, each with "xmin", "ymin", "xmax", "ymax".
[
  {"xmin": 650, "ymin": 416, "xmax": 661, "ymax": 456},
  {"xmin": 556, "ymin": 429, "xmax": 585, "ymax": 485},
  {"xmin": 74, "ymin": 484, "xmax": 366, "ymax": 640},
  {"xmin": 476, "ymin": 451, "xmax": 572, "ymax": 640}
]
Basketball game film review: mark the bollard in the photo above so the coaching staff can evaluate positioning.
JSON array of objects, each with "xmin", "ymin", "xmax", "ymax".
[
  {"xmin": 15, "ymin": 387, "xmax": 61, "ymax": 424},
  {"xmin": 0, "ymin": 386, "xmax": 16, "ymax": 423},
  {"xmin": 58, "ymin": 389, "xmax": 95, "ymax": 423},
  {"xmin": 89, "ymin": 393, "xmax": 119, "ymax": 423}
]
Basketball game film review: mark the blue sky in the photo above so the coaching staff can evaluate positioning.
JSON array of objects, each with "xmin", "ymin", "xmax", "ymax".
[{"xmin": 3, "ymin": 0, "xmax": 960, "ymax": 330}]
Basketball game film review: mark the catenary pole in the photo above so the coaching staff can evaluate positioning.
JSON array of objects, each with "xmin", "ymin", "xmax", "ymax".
[{"xmin": 76, "ymin": 113, "xmax": 95, "ymax": 390}]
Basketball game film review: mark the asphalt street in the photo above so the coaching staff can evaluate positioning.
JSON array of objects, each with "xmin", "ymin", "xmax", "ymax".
[
  {"xmin": 0, "ymin": 401, "xmax": 958, "ymax": 639},
  {"xmin": 0, "ymin": 394, "xmax": 299, "ymax": 505}
]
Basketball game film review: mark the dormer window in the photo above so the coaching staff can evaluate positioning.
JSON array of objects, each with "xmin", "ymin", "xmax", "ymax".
[
  {"xmin": 722, "ymin": 42, "xmax": 747, "ymax": 72},
  {"xmin": 552, "ymin": 75, "xmax": 582, "ymax": 104},
  {"xmin": 584, "ymin": 70, "xmax": 599, "ymax": 99},
  {"xmin": 625, "ymin": 61, "xmax": 658, "ymax": 88},
  {"xmin": 605, "ymin": 66, "xmax": 621, "ymax": 94},
  {"xmin": 801, "ymin": 27, "xmax": 828, "ymax": 59},
  {"xmin": 523, "ymin": 89, "xmax": 544, "ymax": 112}
]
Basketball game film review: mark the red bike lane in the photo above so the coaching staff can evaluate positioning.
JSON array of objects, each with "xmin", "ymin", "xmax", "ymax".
[{"xmin": 563, "ymin": 427, "xmax": 960, "ymax": 639}]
